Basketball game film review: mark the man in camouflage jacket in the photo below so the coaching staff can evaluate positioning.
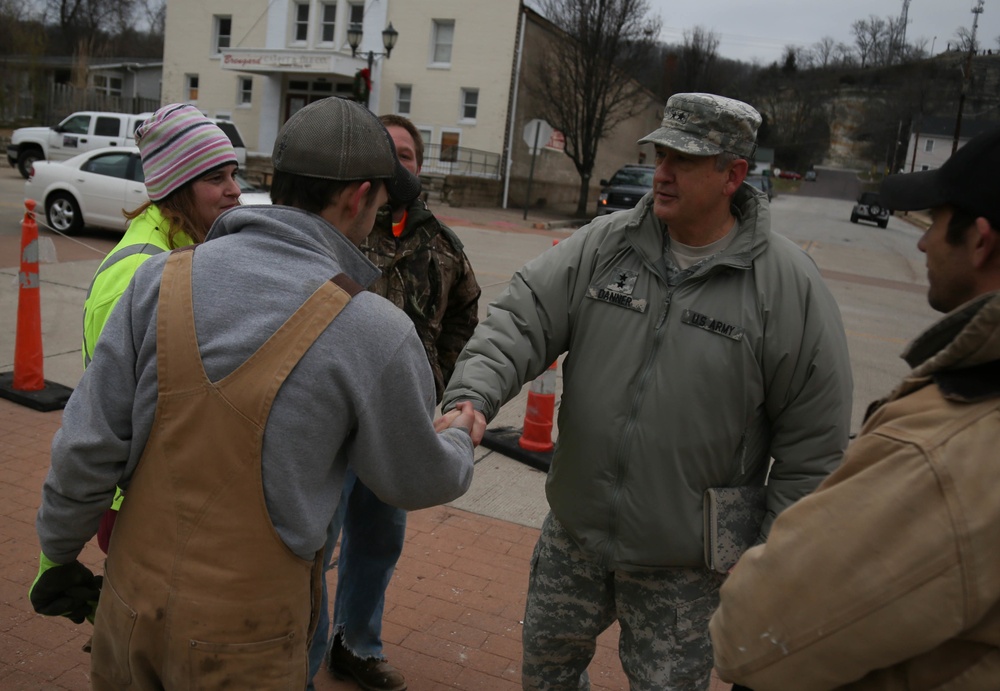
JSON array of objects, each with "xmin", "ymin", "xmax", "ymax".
[
  {"xmin": 311, "ymin": 114, "xmax": 480, "ymax": 691},
  {"xmin": 364, "ymin": 195, "xmax": 480, "ymax": 399}
]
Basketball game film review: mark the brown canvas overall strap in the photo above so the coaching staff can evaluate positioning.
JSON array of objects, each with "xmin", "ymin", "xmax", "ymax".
[
  {"xmin": 155, "ymin": 249, "xmax": 363, "ymax": 645},
  {"xmin": 213, "ymin": 273, "xmax": 363, "ymax": 425}
]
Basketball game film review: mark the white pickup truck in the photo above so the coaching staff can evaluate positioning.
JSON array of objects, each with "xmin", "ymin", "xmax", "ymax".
[
  {"xmin": 7, "ymin": 110, "xmax": 247, "ymax": 178},
  {"xmin": 7, "ymin": 111, "xmax": 151, "ymax": 178}
]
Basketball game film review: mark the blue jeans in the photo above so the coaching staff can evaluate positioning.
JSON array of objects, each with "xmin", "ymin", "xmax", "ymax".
[{"xmin": 307, "ymin": 469, "xmax": 408, "ymax": 686}]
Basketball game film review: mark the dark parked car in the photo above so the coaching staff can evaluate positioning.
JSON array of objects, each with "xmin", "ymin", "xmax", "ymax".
[
  {"xmin": 596, "ymin": 164, "xmax": 654, "ymax": 216},
  {"xmin": 745, "ymin": 174, "xmax": 773, "ymax": 201},
  {"xmin": 850, "ymin": 192, "xmax": 891, "ymax": 228},
  {"xmin": 804, "ymin": 170, "xmax": 817, "ymax": 182}
]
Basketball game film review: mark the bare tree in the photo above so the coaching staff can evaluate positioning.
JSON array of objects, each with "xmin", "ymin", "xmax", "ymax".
[
  {"xmin": 677, "ymin": 26, "xmax": 721, "ymax": 92},
  {"xmin": 46, "ymin": 0, "xmax": 137, "ymax": 47},
  {"xmin": 752, "ymin": 73, "xmax": 831, "ymax": 171},
  {"xmin": 852, "ymin": 18, "xmax": 878, "ymax": 68},
  {"xmin": 530, "ymin": 0, "xmax": 662, "ymax": 217},
  {"xmin": 954, "ymin": 26, "xmax": 978, "ymax": 54},
  {"xmin": 1, "ymin": 0, "xmax": 47, "ymax": 61},
  {"xmin": 834, "ymin": 42, "xmax": 857, "ymax": 67},
  {"xmin": 852, "ymin": 15, "xmax": 913, "ymax": 68},
  {"xmin": 781, "ymin": 45, "xmax": 798, "ymax": 74},
  {"xmin": 136, "ymin": 0, "xmax": 165, "ymax": 37},
  {"xmin": 902, "ymin": 37, "xmax": 929, "ymax": 62},
  {"xmin": 886, "ymin": 15, "xmax": 908, "ymax": 65},
  {"xmin": 812, "ymin": 36, "xmax": 837, "ymax": 68},
  {"xmin": 794, "ymin": 45, "xmax": 816, "ymax": 70}
]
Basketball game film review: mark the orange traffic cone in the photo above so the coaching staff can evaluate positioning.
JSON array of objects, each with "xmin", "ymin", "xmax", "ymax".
[
  {"xmin": 518, "ymin": 360, "xmax": 557, "ymax": 452},
  {"xmin": 13, "ymin": 200, "xmax": 44, "ymax": 391},
  {"xmin": 0, "ymin": 200, "xmax": 74, "ymax": 411},
  {"xmin": 478, "ymin": 238, "xmax": 562, "ymax": 470}
]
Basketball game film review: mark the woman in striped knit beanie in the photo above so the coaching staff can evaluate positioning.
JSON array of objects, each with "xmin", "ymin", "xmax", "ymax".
[
  {"xmin": 82, "ymin": 103, "xmax": 241, "ymax": 554},
  {"xmin": 124, "ymin": 102, "xmax": 241, "ymax": 247}
]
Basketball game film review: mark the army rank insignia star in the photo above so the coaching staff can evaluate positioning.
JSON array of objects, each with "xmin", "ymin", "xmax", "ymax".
[{"xmin": 586, "ymin": 268, "xmax": 646, "ymax": 312}]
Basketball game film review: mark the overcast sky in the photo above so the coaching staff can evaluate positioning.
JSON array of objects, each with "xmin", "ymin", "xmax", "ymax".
[{"xmin": 646, "ymin": 0, "xmax": 1000, "ymax": 64}]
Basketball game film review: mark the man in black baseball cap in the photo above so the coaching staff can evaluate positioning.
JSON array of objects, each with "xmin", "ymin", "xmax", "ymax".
[
  {"xmin": 880, "ymin": 125, "xmax": 1000, "ymax": 313},
  {"xmin": 710, "ymin": 127, "xmax": 1000, "ymax": 687},
  {"xmin": 881, "ymin": 126, "xmax": 1000, "ymax": 231}
]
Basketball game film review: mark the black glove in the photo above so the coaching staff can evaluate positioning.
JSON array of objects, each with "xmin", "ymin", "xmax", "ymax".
[{"xmin": 29, "ymin": 554, "xmax": 103, "ymax": 624}]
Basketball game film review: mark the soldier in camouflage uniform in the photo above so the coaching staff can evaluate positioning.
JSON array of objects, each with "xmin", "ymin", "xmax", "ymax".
[
  {"xmin": 442, "ymin": 93, "xmax": 852, "ymax": 689},
  {"xmin": 310, "ymin": 114, "xmax": 480, "ymax": 691}
]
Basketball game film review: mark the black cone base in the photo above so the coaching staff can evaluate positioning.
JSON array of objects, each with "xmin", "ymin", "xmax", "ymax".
[
  {"xmin": 481, "ymin": 425, "xmax": 552, "ymax": 472},
  {"xmin": 0, "ymin": 372, "xmax": 73, "ymax": 412}
]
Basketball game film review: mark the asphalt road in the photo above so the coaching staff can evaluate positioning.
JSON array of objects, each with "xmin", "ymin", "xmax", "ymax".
[{"xmin": 786, "ymin": 166, "xmax": 865, "ymax": 202}]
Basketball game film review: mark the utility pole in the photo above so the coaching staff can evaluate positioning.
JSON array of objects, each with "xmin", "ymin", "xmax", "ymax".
[
  {"xmin": 893, "ymin": 0, "xmax": 911, "ymax": 63},
  {"xmin": 890, "ymin": 119, "xmax": 903, "ymax": 174},
  {"xmin": 953, "ymin": 0, "xmax": 985, "ymax": 154}
]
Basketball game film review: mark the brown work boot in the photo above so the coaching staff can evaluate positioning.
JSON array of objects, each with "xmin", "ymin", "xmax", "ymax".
[{"xmin": 327, "ymin": 634, "xmax": 407, "ymax": 691}]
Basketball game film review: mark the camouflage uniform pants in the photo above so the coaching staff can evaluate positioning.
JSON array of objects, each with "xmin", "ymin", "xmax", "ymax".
[{"xmin": 522, "ymin": 513, "xmax": 725, "ymax": 690}]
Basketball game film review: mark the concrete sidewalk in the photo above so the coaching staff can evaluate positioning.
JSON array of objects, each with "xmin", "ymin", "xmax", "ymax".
[{"xmin": 0, "ymin": 204, "xmax": 732, "ymax": 689}]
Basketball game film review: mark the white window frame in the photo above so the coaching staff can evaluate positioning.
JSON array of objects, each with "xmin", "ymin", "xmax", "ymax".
[
  {"xmin": 924, "ymin": 139, "xmax": 934, "ymax": 153},
  {"xmin": 459, "ymin": 88, "xmax": 478, "ymax": 123},
  {"xmin": 238, "ymin": 77, "xmax": 253, "ymax": 106},
  {"xmin": 214, "ymin": 111, "xmax": 232, "ymax": 121},
  {"xmin": 395, "ymin": 85, "xmax": 412, "ymax": 115},
  {"xmin": 348, "ymin": 2, "xmax": 364, "ymax": 33},
  {"xmin": 214, "ymin": 15, "xmax": 232, "ymax": 54},
  {"xmin": 93, "ymin": 74, "xmax": 123, "ymax": 97},
  {"xmin": 186, "ymin": 74, "xmax": 200, "ymax": 102},
  {"xmin": 418, "ymin": 127, "xmax": 433, "ymax": 149},
  {"xmin": 319, "ymin": 2, "xmax": 337, "ymax": 45},
  {"xmin": 291, "ymin": 1, "xmax": 310, "ymax": 45},
  {"xmin": 430, "ymin": 19, "xmax": 455, "ymax": 67}
]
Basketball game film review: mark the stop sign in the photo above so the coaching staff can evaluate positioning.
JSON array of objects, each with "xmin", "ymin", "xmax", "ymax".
[{"xmin": 523, "ymin": 119, "xmax": 553, "ymax": 155}]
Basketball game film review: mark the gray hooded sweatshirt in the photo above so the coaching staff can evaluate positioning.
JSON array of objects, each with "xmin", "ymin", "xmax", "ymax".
[{"xmin": 38, "ymin": 205, "xmax": 474, "ymax": 563}]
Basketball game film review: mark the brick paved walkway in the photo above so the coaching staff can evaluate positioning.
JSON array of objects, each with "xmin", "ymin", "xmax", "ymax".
[{"xmin": 1, "ymin": 394, "xmax": 731, "ymax": 690}]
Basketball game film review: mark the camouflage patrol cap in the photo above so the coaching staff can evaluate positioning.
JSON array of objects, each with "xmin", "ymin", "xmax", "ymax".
[{"xmin": 639, "ymin": 93, "xmax": 761, "ymax": 158}]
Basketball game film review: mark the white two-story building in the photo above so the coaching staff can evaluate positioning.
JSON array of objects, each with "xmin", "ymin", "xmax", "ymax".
[
  {"xmin": 903, "ymin": 115, "xmax": 1000, "ymax": 172},
  {"xmin": 161, "ymin": 0, "xmax": 663, "ymax": 212}
]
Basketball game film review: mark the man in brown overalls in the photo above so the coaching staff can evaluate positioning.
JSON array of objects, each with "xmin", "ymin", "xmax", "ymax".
[{"xmin": 31, "ymin": 97, "xmax": 481, "ymax": 689}]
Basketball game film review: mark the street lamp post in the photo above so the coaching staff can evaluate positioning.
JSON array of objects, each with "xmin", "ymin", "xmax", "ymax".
[{"xmin": 346, "ymin": 22, "xmax": 398, "ymax": 108}]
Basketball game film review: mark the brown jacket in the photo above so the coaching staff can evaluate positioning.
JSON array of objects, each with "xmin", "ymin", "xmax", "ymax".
[{"xmin": 710, "ymin": 292, "xmax": 1000, "ymax": 689}]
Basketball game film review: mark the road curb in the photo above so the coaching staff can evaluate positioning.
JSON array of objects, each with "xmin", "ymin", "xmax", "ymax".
[
  {"xmin": 895, "ymin": 212, "xmax": 931, "ymax": 231},
  {"xmin": 532, "ymin": 219, "xmax": 581, "ymax": 230}
]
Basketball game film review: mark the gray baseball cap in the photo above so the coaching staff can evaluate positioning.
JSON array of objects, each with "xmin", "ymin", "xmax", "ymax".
[
  {"xmin": 639, "ymin": 93, "xmax": 761, "ymax": 158},
  {"xmin": 272, "ymin": 97, "xmax": 421, "ymax": 205}
]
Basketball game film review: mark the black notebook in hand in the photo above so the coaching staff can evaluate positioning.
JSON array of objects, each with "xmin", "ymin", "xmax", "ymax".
[{"xmin": 703, "ymin": 486, "xmax": 767, "ymax": 574}]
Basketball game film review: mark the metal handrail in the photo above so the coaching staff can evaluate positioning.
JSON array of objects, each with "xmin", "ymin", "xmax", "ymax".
[{"xmin": 421, "ymin": 143, "xmax": 500, "ymax": 179}]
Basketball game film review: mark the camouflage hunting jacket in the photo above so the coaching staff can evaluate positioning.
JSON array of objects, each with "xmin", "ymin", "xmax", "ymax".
[{"xmin": 362, "ymin": 200, "xmax": 480, "ymax": 402}]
